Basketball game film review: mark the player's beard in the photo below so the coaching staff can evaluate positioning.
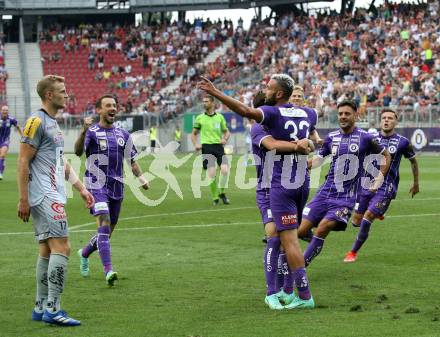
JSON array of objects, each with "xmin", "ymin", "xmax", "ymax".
[{"xmin": 264, "ymin": 94, "xmax": 277, "ymax": 106}]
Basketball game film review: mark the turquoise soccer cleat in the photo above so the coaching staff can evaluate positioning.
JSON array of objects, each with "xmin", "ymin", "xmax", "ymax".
[
  {"xmin": 284, "ymin": 296, "xmax": 315, "ymax": 309},
  {"xmin": 77, "ymin": 249, "xmax": 89, "ymax": 277},
  {"xmin": 264, "ymin": 294, "xmax": 284, "ymax": 310},
  {"xmin": 277, "ymin": 290, "xmax": 298, "ymax": 305},
  {"xmin": 106, "ymin": 270, "xmax": 118, "ymax": 287}
]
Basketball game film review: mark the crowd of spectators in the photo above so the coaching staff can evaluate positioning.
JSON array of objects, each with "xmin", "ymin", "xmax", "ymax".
[
  {"xmin": 166, "ymin": 1, "xmax": 440, "ymax": 124},
  {"xmin": 39, "ymin": 18, "xmax": 233, "ymax": 122},
  {"xmin": 40, "ymin": 1, "xmax": 440, "ymax": 126},
  {"xmin": 0, "ymin": 36, "xmax": 8, "ymax": 105}
]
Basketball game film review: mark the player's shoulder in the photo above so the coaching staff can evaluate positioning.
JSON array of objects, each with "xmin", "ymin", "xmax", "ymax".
[
  {"xmin": 87, "ymin": 123, "xmax": 102, "ymax": 135},
  {"xmin": 23, "ymin": 110, "xmax": 45, "ymax": 130},
  {"xmin": 251, "ymin": 123, "xmax": 267, "ymax": 137},
  {"xmin": 394, "ymin": 133, "xmax": 410, "ymax": 147}
]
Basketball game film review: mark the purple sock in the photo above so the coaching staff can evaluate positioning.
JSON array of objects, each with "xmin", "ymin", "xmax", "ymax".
[
  {"xmin": 304, "ymin": 236, "xmax": 325, "ymax": 267},
  {"xmin": 351, "ymin": 218, "xmax": 372, "ymax": 253},
  {"xmin": 97, "ymin": 226, "xmax": 112, "ymax": 274},
  {"xmin": 0, "ymin": 158, "xmax": 4, "ymax": 174},
  {"xmin": 292, "ymin": 267, "xmax": 311, "ymax": 300},
  {"xmin": 264, "ymin": 237, "xmax": 281, "ymax": 296},
  {"xmin": 281, "ymin": 253, "xmax": 294, "ymax": 294},
  {"xmin": 276, "ymin": 252, "xmax": 285, "ymax": 292},
  {"xmin": 81, "ymin": 234, "xmax": 98, "ymax": 258}
]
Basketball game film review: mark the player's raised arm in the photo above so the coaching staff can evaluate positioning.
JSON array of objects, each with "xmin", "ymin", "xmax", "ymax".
[
  {"xmin": 197, "ymin": 76, "xmax": 263, "ymax": 122},
  {"xmin": 261, "ymin": 137, "xmax": 312, "ymax": 155},
  {"xmin": 74, "ymin": 116, "xmax": 93, "ymax": 156},
  {"xmin": 14, "ymin": 123, "xmax": 23, "ymax": 137}
]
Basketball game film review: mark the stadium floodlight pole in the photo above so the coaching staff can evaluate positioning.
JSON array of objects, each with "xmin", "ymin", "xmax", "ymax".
[{"xmin": 197, "ymin": 76, "xmax": 264, "ymax": 122}]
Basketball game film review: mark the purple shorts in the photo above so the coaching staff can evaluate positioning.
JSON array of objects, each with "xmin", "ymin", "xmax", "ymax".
[
  {"xmin": 90, "ymin": 192, "xmax": 123, "ymax": 225},
  {"xmin": 270, "ymin": 184, "xmax": 309, "ymax": 233},
  {"xmin": 302, "ymin": 194, "xmax": 354, "ymax": 231},
  {"xmin": 354, "ymin": 192, "xmax": 392, "ymax": 217},
  {"xmin": 256, "ymin": 189, "xmax": 273, "ymax": 226}
]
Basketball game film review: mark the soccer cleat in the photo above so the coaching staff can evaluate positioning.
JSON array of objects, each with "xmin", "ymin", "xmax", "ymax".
[
  {"xmin": 284, "ymin": 296, "xmax": 315, "ymax": 309},
  {"xmin": 42, "ymin": 310, "xmax": 81, "ymax": 326},
  {"xmin": 344, "ymin": 251, "xmax": 357, "ymax": 263},
  {"xmin": 77, "ymin": 249, "xmax": 89, "ymax": 277},
  {"xmin": 219, "ymin": 193, "xmax": 230, "ymax": 205},
  {"xmin": 261, "ymin": 235, "xmax": 268, "ymax": 244},
  {"xmin": 106, "ymin": 270, "xmax": 118, "ymax": 287},
  {"xmin": 0, "ymin": 173, "xmax": 3, "ymax": 180},
  {"xmin": 277, "ymin": 290, "xmax": 298, "ymax": 305},
  {"xmin": 212, "ymin": 199, "xmax": 220, "ymax": 206},
  {"xmin": 264, "ymin": 294, "xmax": 284, "ymax": 310},
  {"xmin": 32, "ymin": 310, "xmax": 43, "ymax": 321}
]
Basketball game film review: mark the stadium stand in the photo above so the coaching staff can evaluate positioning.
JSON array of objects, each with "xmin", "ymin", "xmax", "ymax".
[
  {"xmin": 172, "ymin": 1, "xmax": 440, "ymax": 124},
  {"xmin": 39, "ymin": 19, "xmax": 233, "ymax": 121}
]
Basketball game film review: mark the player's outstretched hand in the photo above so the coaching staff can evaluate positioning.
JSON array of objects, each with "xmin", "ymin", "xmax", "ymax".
[
  {"xmin": 409, "ymin": 183, "xmax": 419, "ymax": 198},
  {"xmin": 316, "ymin": 138, "xmax": 324, "ymax": 146},
  {"xmin": 194, "ymin": 144, "xmax": 202, "ymax": 152},
  {"xmin": 82, "ymin": 116, "xmax": 93, "ymax": 131},
  {"xmin": 80, "ymin": 188, "xmax": 95, "ymax": 209},
  {"xmin": 17, "ymin": 199, "xmax": 30, "ymax": 222},
  {"xmin": 197, "ymin": 76, "xmax": 217, "ymax": 95}
]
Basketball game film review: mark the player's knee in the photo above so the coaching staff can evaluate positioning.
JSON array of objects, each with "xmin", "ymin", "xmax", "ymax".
[
  {"xmin": 98, "ymin": 214, "xmax": 111, "ymax": 226},
  {"xmin": 364, "ymin": 211, "xmax": 376, "ymax": 222}
]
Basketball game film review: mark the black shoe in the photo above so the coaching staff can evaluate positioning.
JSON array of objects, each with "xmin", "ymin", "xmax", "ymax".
[
  {"xmin": 213, "ymin": 199, "xmax": 220, "ymax": 206},
  {"xmin": 219, "ymin": 193, "xmax": 230, "ymax": 205},
  {"xmin": 262, "ymin": 236, "xmax": 268, "ymax": 244}
]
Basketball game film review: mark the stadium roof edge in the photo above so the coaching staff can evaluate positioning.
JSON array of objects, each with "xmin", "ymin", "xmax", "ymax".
[{"xmin": 0, "ymin": 0, "xmax": 334, "ymax": 15}]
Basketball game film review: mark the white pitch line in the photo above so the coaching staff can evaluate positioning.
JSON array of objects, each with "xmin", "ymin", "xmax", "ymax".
[
  {"xmin": 69, "ymin": 206, "xmax": 255, "ymax": 230},
  {"xmin": 1, "ymin": 213, "xmax": 439, "ymax": 237}
]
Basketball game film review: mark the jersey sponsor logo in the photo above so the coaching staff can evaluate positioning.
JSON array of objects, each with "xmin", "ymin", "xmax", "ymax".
[
  {"xmin": 117, "ymin": 137, "xmax": 125, "ymax": 146},
  {"xmin": 281, "ymin": 214, "xmax": 297, "ymax": 225},
  {"xmin": 354, "ymin": 202, "xmax": 359, "ymax": 211},
  {"xmin": 95, "ymin": 131, "xmax": 106, "ymax": 137},
  {"xmin": 94, "ymin": 202, "xmax": 109, "ymax": 212},
  {"xmin": 51, "ymin": 202, "xmax": 67, "ymax": 220},
  {"xmin": 23, "ymin": 117, "xmax": 42, "ymax": 139},
  {"xmin": 279, "ymin": 107, "xmax": 307, "ymax": 118},
  {"xmin": 349, "ymin": 143, "xmax": 359, "ymax": 152},
  {"xmin": 331, "ymin": 145, "xmax": 338, "ymax": 156},
  {"xmin": 303, "ymin": 207, "xmax": 311, "ymax": 216},
  {"xmin": 99, "ymin": 139, "xmax": 107, "ymax": 150}
]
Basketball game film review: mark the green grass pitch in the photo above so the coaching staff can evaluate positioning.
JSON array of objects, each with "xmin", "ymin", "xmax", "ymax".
[{"xmin": 0, "ymin": 153, "xmax": 439, "ymax": 337}]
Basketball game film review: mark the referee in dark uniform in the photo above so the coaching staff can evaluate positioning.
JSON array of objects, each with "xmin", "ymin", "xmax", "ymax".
[{"xmin": 191, "ymin": 95, "xmax": 231, "ymax": 205}]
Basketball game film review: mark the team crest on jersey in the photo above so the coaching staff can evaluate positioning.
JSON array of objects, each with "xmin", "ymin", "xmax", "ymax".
[
  {"xmin": 349, "ymin": 143, "xmax": 359, "ymax": 152},
  {"xmin": 281, "ymin": 214, "xmax": 297, "ymax": 225},
  {"xmin": 117, "ymin": 137, "xmax": 125, "ymax": 146},
  {"xmin": 388, "ymin": 145, "xmax": 397, "ymax": 154},
  {"xmin": 99, "ymin": 139, "xmax": 107, "ymax": 150}
]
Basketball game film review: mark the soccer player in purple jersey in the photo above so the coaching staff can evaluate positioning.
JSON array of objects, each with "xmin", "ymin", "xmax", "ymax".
[
  {"xmin": 0, "ymin": 105, "xmax": 22, "ymax": 180},
  {"xmin": 298, "ymin": 100, "xmax": 391, "ymax": 267},
  {"xmin": 251, "ymin": 91, "xmax": 313, "ymax": 309},
  {"xmin": 198, "ymin": 74, "xmax": 317, "ymax": 309},
  {"xmin": 343, "ymin": 108, "xmax": 419, "ymax": 262},
  {"xmin": 74, "ymin": 94, "xmax": 149, "ymax": 286}
]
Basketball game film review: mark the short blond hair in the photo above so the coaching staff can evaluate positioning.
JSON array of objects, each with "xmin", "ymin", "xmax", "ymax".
[
  {"xmin": 36, "ymin": 75, "xmax": 65, "ymax": 101},
  {"xmin": 292, "ymin": 85, "xmax": 304, "ymax": 92}
]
